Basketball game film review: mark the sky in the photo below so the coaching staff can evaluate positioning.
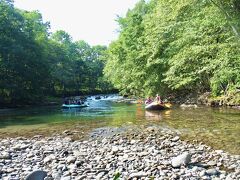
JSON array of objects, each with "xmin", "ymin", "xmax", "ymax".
[{"xmin": 14, "ymin": 0, "xmax": 140, "ymax": 46}]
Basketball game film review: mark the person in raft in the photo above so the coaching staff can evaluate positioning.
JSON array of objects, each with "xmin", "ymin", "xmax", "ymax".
[
  {"xmin": 145, "ymin": 97, "xmax": 153, "ymax": 105},
  {"xmin": 155, "ymin": 94, "xmax": 163, "ymax": 104}
]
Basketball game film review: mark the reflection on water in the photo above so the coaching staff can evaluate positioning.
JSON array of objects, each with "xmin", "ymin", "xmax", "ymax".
[
  {"xmin": 145, "ymin": 111, "xmax": 162, "ymax": 121},
  {"xmin": 0, "ymin": 94, "xmax": 239, "ymax": 154}
]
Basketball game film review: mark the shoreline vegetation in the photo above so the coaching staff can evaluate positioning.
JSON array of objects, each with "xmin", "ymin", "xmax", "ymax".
[
  {"xmin": 118, "ymin": 93, "xmax": 240, "ymax": 109},
  {"xmin": 0, "ymin": 1, "xmax": 114, "ymax": 108},
  {"xmin": 1, "ymin": 91, "xmax": 240, "ymax": 109},
  {"xmin": 1, "ymin": 0, "xmax": 240, "ymax": 108},
  {"xmin": 103, "ymin": 0, "xmax": 240, "ymax": 107},
  {"xmin": 1, "ymin": 0, "xmax": 239, "ymax": 179},
  {"xmin": 0, "ymin": 126, "xmax": 239, "ymax": 179},
  {"xmin": 0, "ymin": 90, "xmax": 118, "ymax": 109}
]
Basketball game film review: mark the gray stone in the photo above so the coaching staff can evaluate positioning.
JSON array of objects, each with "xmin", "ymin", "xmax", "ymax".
[
  {"xmin": 0, "ymin": 152, "xmax": 11, "ymax": 159},
  {"xmin": 226, "ymin": 174, "xmax": 234, "ymax": 180},
  {"xmin": 96, "ymin": 172, "xmax": 105, "ymax": 179},
  {"xmin": 192, "ymin": 166, "xmax": 202, "ymax": 172},
  {"xmin": 206, "ymin": 168, "xmax": 219, "ymax": 176},
  {"xmin": 76, "ymin": 175, "xmax": 87, "ymax": 180},
  {"xmin": 6, "ymin": 168, "xmax": 15, "ymax": 173},
  {"xmin": 97, "ymin": 169, "xmax": 109, "ymax": 175},
  {"xmin": 199, "ymin": 170, "xmax": 206, "ymax": 176},
  {"xmin": 130, "ymin": 140, "xmax": 136, "ymax": 144},
  {"xmin": 219, "ymin": 174, "xmax": 226, "ymax": 179},
  {"xmin": 66, "ymin": 156, "xmax": 76, "ymax": 164},
  {"xmin": 27, "ymin": 153, "xmax": 35, "ymax": 158},
  {"xmin": 44, "ymin": 155, "xmax": 55, "ymax": 164},
  {"xmin": 25, "ymin": 170, "xmax": 47, "ymax": 180},
  {"xmin": 13, "ymin": 144, "xmax": 22, "ymax": 151},
  {"xmin": 171, "ymin": 136, "xmax": 180, "ymax": 142},
  {"xmin": 52, "ymin": 172, "xmax": 62, "ymax": 179},
  {"xmin": 43, "ymin": 150, "xmax": 54, "ymax": 155},
  {"xmin": 201, "ymin": 175, "xmax": 211, "ymax": 180},
  {"xmin": 171, "ymin": 152, "xmax": 191, "ymax": 168},
  {"xmin": 207, "ymin": 160, "xmax": 217, "ymax": 166},
  {"xmin": 22, "ymin": 167, "xmax": 32, "ymax": 171},
  {"xmin": 57, "ymin": 164, "xmax": 66, "ymax": 171},
  {"xmin": 129, "ymin": 172, "xmax": 148, "ymax": 178},
  {"xmin": 215, "ymin": 150, "xmax": 224, "ymax": 154},
  {"xmin": 61, "ymin": 176, "xmax": 71, "ymax": 180},
  {"xmin": 111, "ymin": 146, "xmax": 119, "ymax": 153}
]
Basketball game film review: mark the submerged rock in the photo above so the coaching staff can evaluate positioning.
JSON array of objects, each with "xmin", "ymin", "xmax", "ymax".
[{"xmin": 95, "ymin": 96, "xmax": 101, "ymax": 100}]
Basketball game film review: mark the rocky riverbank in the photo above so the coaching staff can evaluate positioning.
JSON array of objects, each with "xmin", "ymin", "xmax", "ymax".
[{"xmin": 0, "ymin": 126, "xmax": 239, "ymax": 180}]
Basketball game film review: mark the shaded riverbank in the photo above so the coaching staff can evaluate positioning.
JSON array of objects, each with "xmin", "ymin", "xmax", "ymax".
[{"xmin": 0, "ymin": 126, "xmax": 239, "ymax": 179}]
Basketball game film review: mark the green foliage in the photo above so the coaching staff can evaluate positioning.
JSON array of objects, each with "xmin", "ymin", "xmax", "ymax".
[
  {"xmin": 0, "ymin": 1, "xmax": 112, "ymax": 106},
  {"xmin": 113, "ymin": 172, "xmax": 121, "ymax": 180},
  {"xmin": 43, "ymin": 30, "xmax": 111, "ymax": 96},
  {"xmin": 0, "ymin": 0, "xmax": 50, "ymax": 104},
  {"xmin": 104, "ymin": 0, "xmax": 152, "ymax": 96},
  {"xmin": 210, "ymin": 0, "xmax": 240, "ymax": 37},
  {"xmin": 104, "ymin": 0, "xmax": 240, "ymax": 104}
]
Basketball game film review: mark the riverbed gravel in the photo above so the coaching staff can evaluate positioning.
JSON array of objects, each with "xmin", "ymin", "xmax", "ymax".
[{"xmin": 0, "ymin": 126, "xmax": 239, "ymax": 180}]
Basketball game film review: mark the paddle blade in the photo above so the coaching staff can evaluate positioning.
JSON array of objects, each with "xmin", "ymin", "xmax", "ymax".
[{"xmin": 164, "ymin": 103, "xmax": 172, "ymax": 108}]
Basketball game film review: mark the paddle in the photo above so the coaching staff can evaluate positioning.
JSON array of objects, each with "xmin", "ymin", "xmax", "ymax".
[{"xmin": 164, "ymin": 102, "xmax": 172, "ymax": 108}]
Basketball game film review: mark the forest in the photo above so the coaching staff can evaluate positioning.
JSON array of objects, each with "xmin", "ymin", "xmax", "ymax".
[
  {"xmin": 0, "ymin": 0, "xmax": 113, "ymax": 107},
  {"xmin": 104, "ymin": 0, "xmax": 240, "ymax": 105},
  {"xmin": 1, "ymin": 0, "xmax": 240, "ymax": 107}
]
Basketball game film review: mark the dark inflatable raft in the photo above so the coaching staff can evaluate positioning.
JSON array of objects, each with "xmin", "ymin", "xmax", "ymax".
[{"xmin": 145, "ymin": 102, "xmax": 170, "ymax": 110}]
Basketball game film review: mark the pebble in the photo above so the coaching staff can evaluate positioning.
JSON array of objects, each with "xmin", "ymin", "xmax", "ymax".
[
  {"xmin": 207, "ymin": 160, "xmax": 217, "ymax": 166},
  {"xmin": 0, "ymin": 152, "xmax": 11, "ymax": 160},
  {"xmin": 171, "ymin": 136, "xmax": 180, "ymax": 142},
  {"xmin": 76, "ymin": 175, "xmax": 87, "ymax": 180},
  {"xmin": 206, "ymin": 168, "xmax": 219, "ymax": 176},
  {"xmin": 111, "ymin": 146, "xmax": 119, "ymax": 153},
  {"xmin": 129, "ymin": 172, "xmax": 148, "ymax": 178},
  {"xmin": 43, "ymin": 155, "xmax": 55, "ymax": 164},
  {"xmin": 66, "ymin": 156, "xmax": 76, "ymax": 164},
  {"xmin": 25, "ymin": 170, "xmax": 47, "ymax": 180},
  {"xmin": 200, "ymin": 170, "xmax": 206, "ymax": 176},
  {"xmin": 0, "ymin": 127, "xmax": 239, "ymax": 180},
  {"xmin": 171, "ymin": 152, "xmax": 191, "ymax": 168}
]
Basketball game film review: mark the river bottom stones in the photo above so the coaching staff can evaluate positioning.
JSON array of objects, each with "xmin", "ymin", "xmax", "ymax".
[{"xmin": 0, "ymin": 126, "xmax": 239, "ymax": 180}]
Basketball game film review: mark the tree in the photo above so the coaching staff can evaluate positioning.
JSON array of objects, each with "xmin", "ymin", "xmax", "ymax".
[
  {"xmin": 50, "ymin": 31, "xmax": 110, "ymax": 96},
  {"xmin": 104, "ymin": 0, "xmax": 240, "ymax": 104},
  {"xmin": 209, "ymin": 0, "xmax": 240, "ymax": 37},
  {"xmin": 0, "ymin": 0, "xmax": 50, "ymax": 104},
  {"xmin": 104, "ymin": 0, "xmax": 151, "ymax": 96}
]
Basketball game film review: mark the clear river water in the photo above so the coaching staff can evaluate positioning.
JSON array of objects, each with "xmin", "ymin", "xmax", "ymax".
[{"xmin": 0, "ymin": 95, "xmax": 239, "ymax": 154}]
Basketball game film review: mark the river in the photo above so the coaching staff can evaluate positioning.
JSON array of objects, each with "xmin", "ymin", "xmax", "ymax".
[{"xmin": 0, "ymin": 94, "xmax": 239, "ymax": 154}]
